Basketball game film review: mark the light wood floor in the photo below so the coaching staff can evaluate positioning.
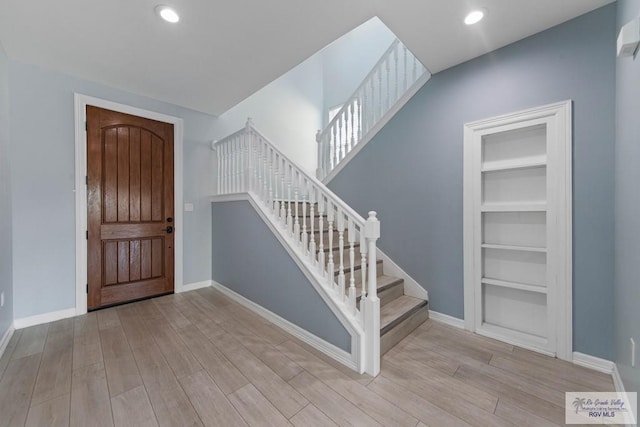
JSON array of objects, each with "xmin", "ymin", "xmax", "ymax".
[{"xmin": 0, "ymin": 287, "xmax": 615, "ymax": 427}]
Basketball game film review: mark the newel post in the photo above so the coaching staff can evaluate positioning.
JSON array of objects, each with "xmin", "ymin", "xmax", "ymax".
[
  {"xmin": 315, "ymin": 130, "xmax": 324, "ymax": 180},
  {"xmin": 363, "ymin": 211, "xmax": 380, "ymax": 376}
]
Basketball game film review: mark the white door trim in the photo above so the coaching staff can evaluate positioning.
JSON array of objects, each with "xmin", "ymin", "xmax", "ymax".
[
  {"xmin": 463, "ymin": 100, "xmax": 572, "ymax": 360},
  {"xmin": 74, "ymin": 94, "xmax": 184, "ymax": 315}
]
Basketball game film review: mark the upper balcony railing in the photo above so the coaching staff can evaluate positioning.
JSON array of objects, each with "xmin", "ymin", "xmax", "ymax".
[{"xmin": 316, "ymin": 39, "xmax": 428, "ymax": 180}]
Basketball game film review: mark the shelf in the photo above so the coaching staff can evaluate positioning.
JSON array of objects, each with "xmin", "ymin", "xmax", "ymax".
[
  {"xmin": 482, "ymin": 156, "xmax": 547, "ymax": 173},
  {"xmin": 481, "ymin": 243, "xmax": 546, "ymax": 253},
  {"xmin": 481, "ymin": 203, "xmax": 546, "ymax": 212},
  {"xmin": 481, "ymin": 278, "xmax": 547, "ymax": 294}
]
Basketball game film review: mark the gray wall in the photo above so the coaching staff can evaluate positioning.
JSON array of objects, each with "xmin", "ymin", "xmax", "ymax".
[
  {"xmin": 212, "ymin": 200, "xmax": 351, "ymax": 352},
  {"xmin": 0, "ymin": 43, "xmax": 13, "ymax": 338},
  {"xmin": 329, "ymin": 5, "xmax": 616, "ymax": 360},
  {"xmin": 615, "ymin": 0, "xmax": 640, "ymax": 393},
  {"xmin": 9, "ymin": 61, "xmax": 217, "ymax": 319}
]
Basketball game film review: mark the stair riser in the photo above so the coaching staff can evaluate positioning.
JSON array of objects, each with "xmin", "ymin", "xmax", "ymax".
[
  {"xmin": 339, "ymin": 260, "xmax": 383, "ymax": 284},
  {"xmin": 380, "ymin": 305, "xmax": 429, "ymax": 355},
  {"xmin": 357, "ymin": 281, "xmax": 404, "ymax": 309}
]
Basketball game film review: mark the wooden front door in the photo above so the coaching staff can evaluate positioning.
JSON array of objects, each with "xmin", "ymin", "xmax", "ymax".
[{"xmin": 87, "ymin": 106, "xmax": 175, "ymax": 310}]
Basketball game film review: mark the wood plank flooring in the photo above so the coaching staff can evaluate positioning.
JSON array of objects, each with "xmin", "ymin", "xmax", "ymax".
[{"xmin": 0, "ymin": 288, "xmax": 615, "ymax": 426}]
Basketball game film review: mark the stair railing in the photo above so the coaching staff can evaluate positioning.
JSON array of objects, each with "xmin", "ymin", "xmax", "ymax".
[
  {"xmin": 214, "ymin": 119, "xmax": 381, "ymax": 375},
  {"xmin": 316, "ymin": 39, "xmax": 428, "ymax": 180}
]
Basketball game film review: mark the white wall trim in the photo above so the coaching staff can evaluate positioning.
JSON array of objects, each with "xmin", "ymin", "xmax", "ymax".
[
  {"xmin": 212, "ymin": 280, "xmax": 358, "ymax": 371},
  {"xmin": 428, "ymin": 310, "xmax": 465, "ymax": 329},
  {"xmin": 179, "ymin": 280, "xmax": 213, "ymax": 293},
  {"xmin": 377, "ymin": 248, "xmax": 428, "ymax": 300},
  {"xmin": 0, "ymin": 324, "xmax": 15, "ymax": 360},
  {"xmin": 14, "ymin": 308, "xmax": 76, "ymax": 330},
  {"xmin": 612, "ymin": 363, "xmax": 627, "ymax": 394},
  {"xmin": 572, "ymin": 352, "xmax": 614, "ymax": 374},
  {"xmin": 323, "ymin": 72, "xmax": 431, "ymax": 184},
  {"xmin": 74, "ymin": 94, "xmax": 184, "ymax": 315}
]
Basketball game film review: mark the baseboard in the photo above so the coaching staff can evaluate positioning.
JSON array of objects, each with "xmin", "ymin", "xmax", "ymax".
[
  {"xmin": 211, "ymin": 280, "xmax": 358, "ymax": 372},
  {"xmin": 428, "ymin": 310, "xmax": 465, "ymax": 329},
  {"xmin": 178, "ymin": 280, "xmax": 213, "ymax": 293},
  {"xmin": 0, "ymin": 324, "xmax": 15, "ymax": 360},
  {"xmin": 612, "ymin": 363, "xmax": 627, "ymax": 394},
  {"xmin": 378, "ymin": 248, "xmax": 428, "ymax": 301},
  {"xmin": 13, "ymin": 308, "xmax": 76, "ymax": 330},
  {"xmin": 572, "ymin": 352, "xmax": 614, "ymax": 374}
]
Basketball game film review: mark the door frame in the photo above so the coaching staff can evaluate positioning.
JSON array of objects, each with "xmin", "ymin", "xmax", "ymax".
[
  {"xmin": 462, "ymin": 100, "xmax": 573, "ymax": 361},
  {"xmin": 74, "ymin": 94, "xmax": 184, "ymax": 315}
]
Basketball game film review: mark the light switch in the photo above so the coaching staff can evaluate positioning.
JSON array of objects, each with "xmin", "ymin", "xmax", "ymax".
[{"xmin": 184, "ymin": 203, "xmax": 194, "ymax": 212}]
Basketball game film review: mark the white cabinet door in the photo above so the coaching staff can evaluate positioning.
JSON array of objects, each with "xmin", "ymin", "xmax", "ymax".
[{"xmin": 463, "ymin": 101, "xmax": 572, "ymax": 360}]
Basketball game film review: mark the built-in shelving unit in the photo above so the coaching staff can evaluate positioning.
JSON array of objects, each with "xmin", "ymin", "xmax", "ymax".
[{"xmin": 463, "ymin": 101, "xmax": 572, "ymax": 360}]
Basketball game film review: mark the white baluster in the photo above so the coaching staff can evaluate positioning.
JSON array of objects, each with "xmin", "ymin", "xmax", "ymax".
[
  {"xmin": 273, "ymin": 152, "xmax": 279, "ymax": 216},
  {"xmin": 301, "ymin": 176, "xmax": 308, "ymax": 253},
  {"xmin": 326, "ymin": 204, "xmax": 335, "ymax": 289},
  {"xmin": 293, "ymin": 171, "xmax": 300, "ymax": 242},
  {"xmin": 287, "ymin": 164, "xmax": 293, "ymax": 234},
  {"xmin": 403, "ymin": 45, "xmax": 408, "ymax": 92},
  {"xmin": 394, "ymin": 45, "xmax": 399, "ymax": 103},
  {"xmin": 280, "ymin": 157, "xmax": 286, "ymax": 225},
  {"xmin": 349, "ymin": 102, "xmax": 355, "ymax": 152},
  {"xmin": 385, "ymin": 58, "xmax": 391, "ymax": 111},
  {"xmin": 331, "ymin": 125, "xmax": 337, "ymax": 170},
  {"xmin": 337, "ymin": 211, "xmax": 345, "ymax": 300},
  {"xmin": 268, "ymin": 147, "xmax": 273, "ymax": 209},
  {"xmin": 224, "ymin": 143, "xmax": 229, "ymax": 194},
  {"xmin": 338, "ymin": 116, "xmax": 345, "ymax": 163},
  {"xmin": 378, "ymin": 68, "xmax": 383, "ymax": 122},
  {"xmin": 360, "ymin": 228, "xmax": 367, "ymax": 303},
  {"xmin": 317, "ymin": 195, "xmax": 325, "ymax": 276},
  {"xmin": 309, "ymin": 184, "xmax": 316, "ymax": 263},
  {"xmin": 262, "ymin": 141, "xmax": 268, "ymax": 203},
  {"xmin": 240, "ymin": 136, "xmax": 246, "ymax": 192},
  {"xmin": 348, "ymin": 219, "xmax": 356, "ymax": 315}
]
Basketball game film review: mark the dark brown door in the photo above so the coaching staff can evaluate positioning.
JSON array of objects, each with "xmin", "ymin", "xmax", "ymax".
[{"xmin": 87, "ymin": 106, "xmax": 174, "ymax": 310}]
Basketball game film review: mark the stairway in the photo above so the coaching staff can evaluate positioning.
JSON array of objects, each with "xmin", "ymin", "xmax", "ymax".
[{"xmin": 296, "ymin": 202, "xmax": 429, "ymax": 355}]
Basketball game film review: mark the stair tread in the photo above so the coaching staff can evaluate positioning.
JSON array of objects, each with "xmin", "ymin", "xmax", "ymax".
[{"xmin": 380, "ymin": 295, "xmax": 427, "ymax": 331}]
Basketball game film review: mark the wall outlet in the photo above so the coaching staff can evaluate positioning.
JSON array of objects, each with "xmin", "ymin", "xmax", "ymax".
[
  {"xmin": 631, "ymin": 338, "xmax": 636, "ymax": 368},
  {"xmin": 0, "ymin": 291, "xmax": 4, "ymax": 308}
]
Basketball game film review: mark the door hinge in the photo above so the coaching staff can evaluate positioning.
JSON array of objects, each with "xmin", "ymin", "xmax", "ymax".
[
  {"xmin": 85, "ymin": 121, "xmax": 88, "ymax": 131},
  {"xmin": 86, "ymin": 230, "xmax": 88, "ymax": 240},
  {"xmin": 85, "ymin": 175, "xmax": 88, "ymax": 185},
  {"xmin": 86, "ymin": 284, "xmax": 88, "ymax": 294}
]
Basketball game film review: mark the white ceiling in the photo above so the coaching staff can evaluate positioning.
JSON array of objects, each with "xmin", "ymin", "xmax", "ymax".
[{"xmin": 0, "ymin": 0, "xmax": 614, "ymax": 116}]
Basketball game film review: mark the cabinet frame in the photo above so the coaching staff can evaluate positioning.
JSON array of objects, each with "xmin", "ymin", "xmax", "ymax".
[{"xmin": 463, "ymin": 100, "xmax": 572, "ymax": 360}]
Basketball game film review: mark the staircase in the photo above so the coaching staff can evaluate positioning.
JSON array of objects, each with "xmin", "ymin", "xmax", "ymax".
[
  {"xmin": 293, "ymin": 201, "xmax": 429, "ymax": 355},
  {"xmin": 213, "ymin": 121, "xmax": 429, "ymax": 376},
  {"xmin": 210, "ymin": 38, "xmax": 432, "ymax": 376}
]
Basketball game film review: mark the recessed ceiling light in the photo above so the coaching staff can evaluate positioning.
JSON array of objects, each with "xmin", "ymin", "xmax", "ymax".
[
  {"xmin": 155, "ymin": 5, "xmax": 180, "ymax": 23},
  {"xmin": 464, "ymin": 10, "xmax": 484, "ymax": 25}
]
